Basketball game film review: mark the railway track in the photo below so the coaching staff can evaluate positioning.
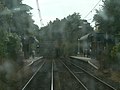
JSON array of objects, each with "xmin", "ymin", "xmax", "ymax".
[
  {"xmin": 22, "ymin": 59, "xmax": 56, "ymax": 90},
  {"xmin": 21, "ymin": 58, "xmax": 117, "ymax": 90},
  {"xmin": 60, "ymin": 59, "xmax": 88, "ymax": 90},
  {"xmin": 69, "ymin": 57, "xmax": 96, "ymax": 73},
  {"xmin": 22, "ymin": 59, "xmax": 47, "ymax": 90},
  {"xmin": 54, "ymin": 59, "xmax": 85, "ymax": 90},
  {"xmin": 68, "ymin": 57, "xmax": 119, "ymax": 89},
  {"xmin": 60, "ymin": 58, "xmax": 117, "ymax": 90}
]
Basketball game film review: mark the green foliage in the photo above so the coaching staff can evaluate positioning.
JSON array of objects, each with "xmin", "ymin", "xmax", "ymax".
[
  {"xmin": 111, "ymin": 43, "xmax": 120, "ymax": 60},
  {"xmin": 0, "ymin": 29, "xmax": 8, "ymax": 59},
  {"xmin": 94, "ymin": 0, "xmax": 120, "ymax": 34},
  {"xmin": 7, "ymin": 33, "xmax": 21, "ymax": 60},
  {"xmin": 39, "ymin": 13, "xmax": 93, "ymax": 56},
  {"xmin": 93, "ymin": 0, "xmax": 120, "ymax": 65},
  {"xmin": 0, "ymin": 30, "xmax": 22, "ymax": 61},
  {"xmin": 0, "ymin": 0, "xmax": 39, "ymax": 61}
]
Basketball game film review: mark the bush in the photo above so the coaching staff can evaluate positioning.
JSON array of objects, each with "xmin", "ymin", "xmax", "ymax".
[
  {"xmin": 7, "ymin": 33, "xmax": 22, "ymax": 61},
  {"xmin": 111, "ymin": 43, "xmax": 120, "ymax": 62},
  {"xmin": 0, "ymin": 29, "xmax": 8, "ymax": 61}
]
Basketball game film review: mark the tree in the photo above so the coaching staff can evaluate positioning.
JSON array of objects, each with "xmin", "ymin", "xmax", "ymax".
[
  {"xmin": 94, "ymin": 0, "xmax": 120, "ymax": 34},
  {"xmin": 0, "ymin": 29, "xmax": 8, "ymax": 62},
  {"xmin": 0, "ymin": 0, "xmax": 40, "ymax": 61},
  {"xmin": 93, "ymin": 0, "xmax": 120, "ymax": 69},
  {"xmin": 39, "ymin": 13, "xmax": 93, "ymax": 57}
]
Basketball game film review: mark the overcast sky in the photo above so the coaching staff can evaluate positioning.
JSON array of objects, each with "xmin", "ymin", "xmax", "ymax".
[{"xmin": 22, "ymin": 0, "xmax": 103, "ymax": 27}]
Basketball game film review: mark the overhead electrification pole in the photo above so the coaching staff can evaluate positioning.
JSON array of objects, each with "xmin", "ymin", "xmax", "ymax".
[{"xmin": 36, "ymin": 0, "xmax": 44, "ymax": 27}]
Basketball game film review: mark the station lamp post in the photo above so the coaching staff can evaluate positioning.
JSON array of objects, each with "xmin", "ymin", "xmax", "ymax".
[
  {"xmin": 77, "ymin": 25, "xmax": 82, "ymax": 55},
  {"xmin": 77, "ymin": 38, "xmax": 80, "ymax": 55}
]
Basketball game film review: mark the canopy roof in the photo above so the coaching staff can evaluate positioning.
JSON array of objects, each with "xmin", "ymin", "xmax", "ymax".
[{"xmin": 79, "ymin": 33, "xmax": 91, "ymax": 41}]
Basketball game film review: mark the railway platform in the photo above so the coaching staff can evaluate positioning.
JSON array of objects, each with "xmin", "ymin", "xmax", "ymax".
[
  {"xmin": 24, "ymin": 56, "xmax": 43, "ymax": 66},
  {"xmin": 70, "ymin": 56, "xmax": 100, "ymax": 69}
]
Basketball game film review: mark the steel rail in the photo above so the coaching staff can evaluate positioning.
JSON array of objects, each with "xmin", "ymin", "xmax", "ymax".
[
  {"xmin": 53, "ymin": 60, "xmax": 61, "ymax": 90},
  {"xmin": 67, "ymin": 60, "xmax": 117, "ymax": 90},
  {"xmin": 60, "ymin": 60, "xmax": 88, "ymax": 90},
  {"xmin": 22, "ymin": 60, "xmax": 45, "ymax": 90},
  {"xmin": 51, "ymin": 60, "xmax": 54, "ymax": 90}
]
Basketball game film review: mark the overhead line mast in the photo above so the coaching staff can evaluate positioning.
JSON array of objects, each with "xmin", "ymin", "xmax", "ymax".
[{"xmin": 36, "ymin": 0, "xmax": 44, "ymax": 27}]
